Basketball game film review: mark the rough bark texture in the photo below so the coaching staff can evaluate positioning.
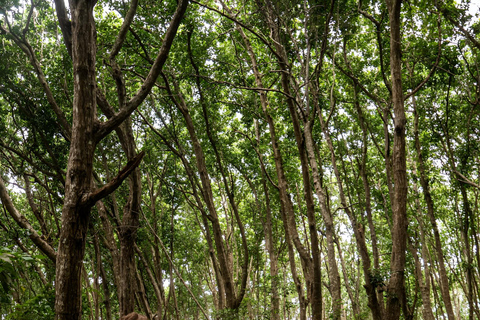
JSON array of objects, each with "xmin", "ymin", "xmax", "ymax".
[
  {"xmin": 385, "ymin": 0, "xmax": 408, "ymax": 319},
  {"xmin": 51, "ymin": 0, "xmax": 187, "ymax": 316},
  {"xmin": 54, "ymin": 0, "xmax": 97, "ymax": 317}
]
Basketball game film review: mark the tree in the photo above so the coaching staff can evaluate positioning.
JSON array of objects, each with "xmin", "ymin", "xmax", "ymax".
[{"xmin": 1, "ymin": 0, "xmax": 480, "ymax": 318}]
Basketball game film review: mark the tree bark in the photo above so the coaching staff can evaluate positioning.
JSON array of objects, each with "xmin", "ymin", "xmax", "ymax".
[
  {"xmin": 54, "ymin": 1, "xmax": 98, "ymax": 317},
  {"xmin": 385, "ymin": 0, "xmax": 408, "ymax": 319},
  {"xmin": 413, "ymin": 95, "xmax": 455, "ymax": 320}
]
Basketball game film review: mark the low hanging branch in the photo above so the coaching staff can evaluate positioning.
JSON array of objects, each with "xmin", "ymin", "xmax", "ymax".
[{"xmin": 80, "ymin": 151, "xmax": 145, "ymax": 207}]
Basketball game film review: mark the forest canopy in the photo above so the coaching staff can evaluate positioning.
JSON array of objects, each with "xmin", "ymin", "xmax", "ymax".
[{"xmin": 0, "ymin": 0, "xmax": 480, "ymax": 319}]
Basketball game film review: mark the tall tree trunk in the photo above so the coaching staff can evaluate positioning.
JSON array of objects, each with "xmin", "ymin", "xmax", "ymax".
[
  {"xmin": 255, "ymin": 2, "xmax": 326, "ymax": 317},
  {"xmin": 304, "ymin": 120, "xmax": 341, "ymax": 319},
  {"xmin": 93, "ymin": 233, "xmax": 113, "ymax": 320},
  {"xmin": 354, "ymin": 94, "xmax": 385, "ymax": 320},
  {"xmin": 385, "ymin": 0, "xmax": 408, "ymax": 319},
  {"xmin": 255, "ymin": 121, "xmax": 280, "ymax": 320},
  {"xmin": 168, "ymin": 83, "xmax": 237, "ymax": 309},
  {"xmin": 117, "ymin": 119, "xmax": 143, "ymax": 317},
  {"xmin": 188, "ymin": 33, "xmax": 250, "ymax": 308},
  {"xmin": 413, "ymin": 96, "xmax": 455, "ymax": 320},
  {"xmin": 54, "ymin": 1, "xmax": 97, "ymax": 317},
  {"xmin": 235, "ymin": 20, "xmax": 308, "ymax": 318}
]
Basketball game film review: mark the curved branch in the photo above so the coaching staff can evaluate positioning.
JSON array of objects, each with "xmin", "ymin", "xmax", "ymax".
[
  {"xmin": 0, "ymin": 176, "xmax": 57, "ymax": 262},
  {"xmin": 95, "ymin": 0, "xmax": 189, "ymax": 142},
  {"xmin": 110, "ymin": 0, "xmax": 139, "ymax": 60},
  {"xmin": 53, "ymin": 0, "xmax": 72, "ymax": 56},
  {"xmin": 80, "ymin": 151, "xmax": 145, "ymax": 207}
]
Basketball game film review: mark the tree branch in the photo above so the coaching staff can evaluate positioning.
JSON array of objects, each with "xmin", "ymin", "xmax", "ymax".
[
  {"xmin": 80, "ymin": 151, "xmax": 145, "ymax": 207},
  {"xmin": 0, "ymin": 176, "xmax": 57, "ymax": 262},
  {"xmin": 95, "ymin": 0, "xmax": 188, "ymax": 142},
  {"xmin": 0, "ymin": 24, "xmax": 72, "ymax": 140}
]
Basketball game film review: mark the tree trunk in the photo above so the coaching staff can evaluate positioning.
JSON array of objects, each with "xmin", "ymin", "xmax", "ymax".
[
  {"xmin": 118, "ymin": 119, "xmax": 143, "ymax": 317},
  {"xmin": 413, "ymin": 95, "xmax": 455, "ymax": 320},
  {"xmin": 168, "ymin": 84, "xmax": 237, "ymax": 309},
  {"xmin": 54, "ymin": 1, "xmax": 97, "ymax": 317},
  {"xmin": 354, "ymin": 95, "xmax": 384, "ymax": 320},
  {"xmin": 239, "ymin": 34, "xmax": 308, "ymax": 319},
  {"xmin": 256, "ymin": 121, "xmax": 281, "ymax": 320},
  {"xmin": 385, "ymin": 0, "xmax": 408, "ymax": 319}
]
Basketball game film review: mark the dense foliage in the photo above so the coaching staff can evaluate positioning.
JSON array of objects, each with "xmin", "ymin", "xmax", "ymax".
[{"xmin": 0, "ymin": 0, "xmax": 480, "ymax": 319}]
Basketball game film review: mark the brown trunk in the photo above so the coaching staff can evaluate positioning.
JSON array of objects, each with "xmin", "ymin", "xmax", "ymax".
[
  {"xmin": 49, "ymin": 0, "xmax": 186, "ymax": 317},
  {"xmin": 148, "ymin": 175, "xmax": 166, "ymax": 318},
  {"xmin": 93, "ymin": 233, "xmax": 113, "ymax": 320},
  {"xmin": 96, "ymin": 200, "xmax": 121, "ymax": 289},
  {"xmin": 238, "ymin": 31, "xmax": 308, "ymax": 319},
  {"xmin": 409, "ymin": 238, "xmax": 434, "ymax": 320},
  {"xmin": 256, "ymin": 121, "xmax": 280, "ymax": 320},
  {"xmin": 408, "ymin": 199, "xmax": 434, "ymax": 320},
  {"xmin": 169, "ymin": 203, "xmax": 180, "ymax": 320},
  {"xmin": 256, "ymin": 1, "xmax": 330, "ymax": 315},
  {"xmin": 188, "ymin": 32, "xmax": 249, "ymax": 308},
  {"xmin": 354, "ymin": 95, "xmax": 385, "ymax": 320},
  {"xmin": 335, "ymin": 239, "xmax": 361, "ymax": 318},
  {"xmin": 136, "ymin": 266, "xmax": 153, "ymax": 318},
  {"xmin": 460, "ymin": 187, "xmax": 476, "ymax": 320},
  {"xmin": 148, "ymin": 119, "xmax": 226, "ymax": 312},
  {"xmin": 118, "ymin": 120, "xmax": 143, "ymax": 317},
  {"xmin": 385, "ymin": 0, "xmax": 408, "ymax": 319},
  {"xmin": 135, "ymin": 245, "xmax": 164, "ymax": 318},
  {"xmin": 304, "ymin": 121, "xmax": 341, "ymax": 319},
  {"xmin": 168, "ymin": 83, "xmax": 237, "ymax": 309},
  {"xmin": 54, "ymin": 1, "xmax": 97, "ymax": 317},
  {"xmin": 413, "ymin": 96, "xmax": 455, "ymax": 320}
]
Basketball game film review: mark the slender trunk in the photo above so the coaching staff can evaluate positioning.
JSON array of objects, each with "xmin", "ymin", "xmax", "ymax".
[
  {"xmin": 255, "ymin": 1, "xmax": 332, "ymax": 315},
  {"xmin": 94, "ymin": 234, "xmax": 113, "ymax": 320},
  {"xmin": 118, "ymin": 119, "xmax": 143, "ymax": 317},
  {"xmin": 256, "ymin": 121, "xmax": 280, "ymax": 320},
  {"xmin": 355, "ymin": 96, "xmax": 384, "ymax": 319},
  {"xmin": 136, "ymin": 266, "xmax": 153, "ymax": 319},
  {"xmin": 409, "ymin": 239, "xmax": 434, "ymax": 320},
  {"xmin": 304, "ymin": 121, "xmax": 341, "ymax": 319},
  {"xmin": 96, "ymin": 200, "xmax": 121, "ymax": 289},
  {"xmin": 412, "ymin": 194, "xmax": 435, "ymax": 320},
  {"xmin": 335, "ymin": 239, "xmax": 361, "ymax": 317},
  {"xmin": 171, "ymin": 88, "xmax": 236, "ymax": 309},
  {"xmin": 413, "ymin": 96, "xmax": 455, "ymax": 320},
  {"xmin": 189, "ymin": 35, "xmax": 249, "ymax": 306},
  {"xmin": 385, "ymin": 1, "xmax": 408, "ymax": 319},
  {"xmin": 234, "ymin": 8, "xmax": 309, "ymax": 317},
  {"xmin": 135, "ymin": 245, "xmax": 164, "ymax": 318},
  {"xmin": 170, "ymin": 203, "xmax": 180, "ymax": 320},
  {"xmin": 460, "ymin": 187, "xmax": 475, "ymax": 320},
  {"xmin": 245, "ymin": 45, "xmax": 308, "ymax": 320}
]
